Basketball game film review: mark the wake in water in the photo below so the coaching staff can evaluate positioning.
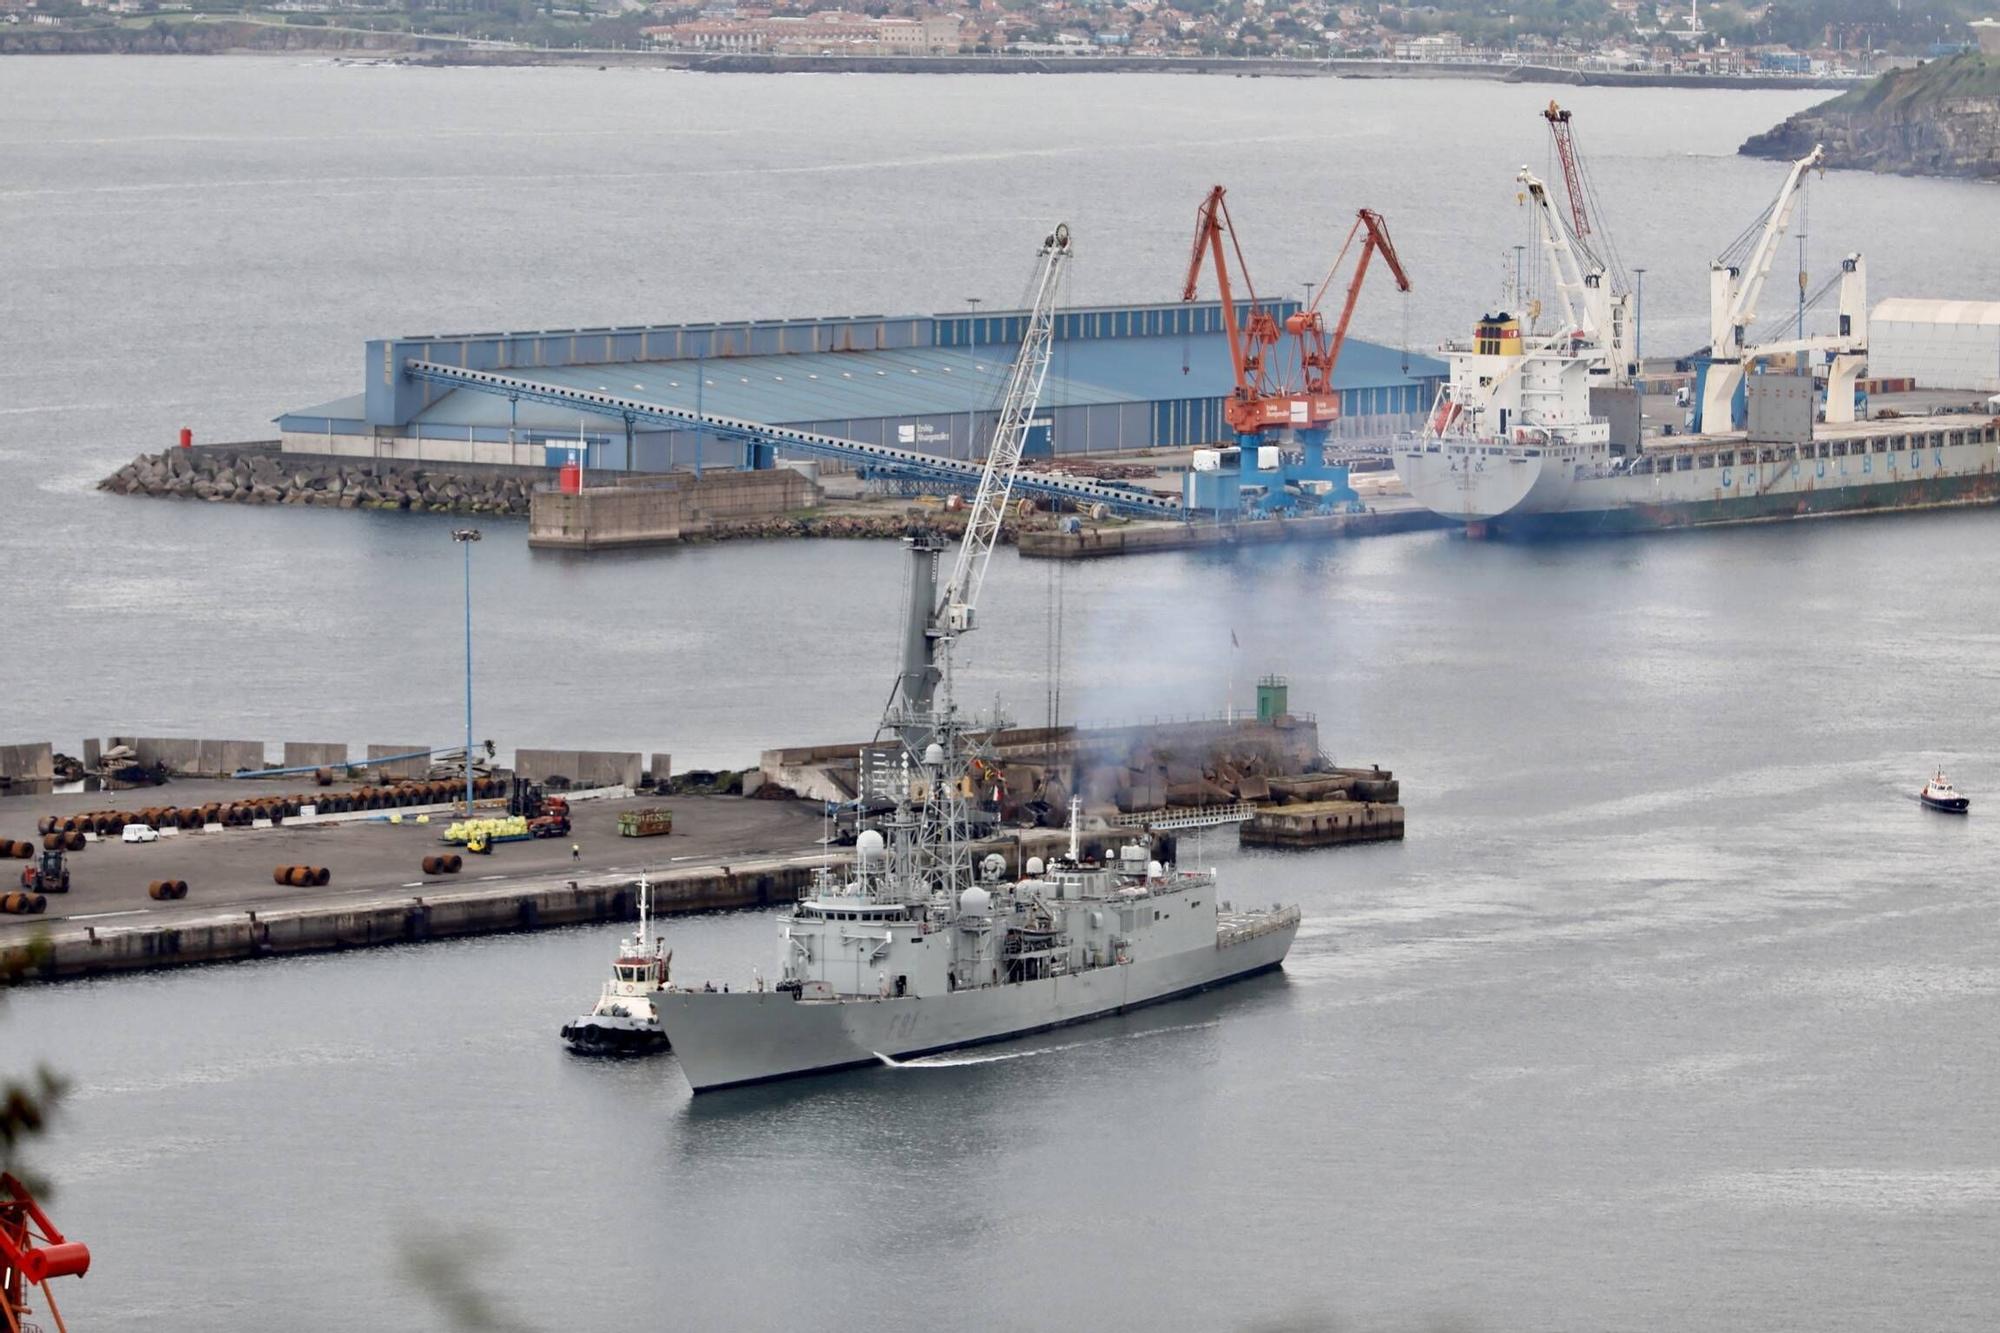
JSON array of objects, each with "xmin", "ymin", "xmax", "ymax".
[{"xmin": 873, "ymin": 1018, "xmax": 1221, "ymax": 1070}]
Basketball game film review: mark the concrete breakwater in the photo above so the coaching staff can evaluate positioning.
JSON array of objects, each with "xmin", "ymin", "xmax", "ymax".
[
  {"xmin": 1017, "ymin": 504, "xmax": 1453, "ymax": 559},
  {"xmin": 98, "ymin": 445, "xmax": 538, "ymax": 516},
  {"xmin": 5, "ymin": 857, "xmax": 822, "ymax": 981}
]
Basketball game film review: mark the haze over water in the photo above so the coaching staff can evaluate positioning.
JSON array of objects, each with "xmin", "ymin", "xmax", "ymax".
[{"xmin": 5, "ymin": 58, "xmax": 2000, "ymax": 1331}]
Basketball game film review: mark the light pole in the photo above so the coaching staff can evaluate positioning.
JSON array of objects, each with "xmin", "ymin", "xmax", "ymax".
[
  {"xmin": 1633, "ymin": 267, "xmax": 1646, "ymax": 375},
  {"xmin": 452, "ymin": 528, "xmax": 481, "ymax": 812}
]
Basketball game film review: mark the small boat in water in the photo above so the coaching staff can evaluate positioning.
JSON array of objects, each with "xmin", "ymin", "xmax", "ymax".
[
  {"xmin": 1920, "ymin": 771, "xmax": 1970, "ymax": 814},
  {"xmin": 560, "ymin": 876, "xmax": 671, "ymax": 1055}
]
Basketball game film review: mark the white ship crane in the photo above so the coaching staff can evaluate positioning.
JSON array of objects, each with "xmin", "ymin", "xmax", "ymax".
[
  {"xmin": 1515, "ymin": 105, "xmax": 1631, "ymax": 383},
  {"xmin": 1695, "ymin": 144, "xmax": 1865, "ymax": 431}
]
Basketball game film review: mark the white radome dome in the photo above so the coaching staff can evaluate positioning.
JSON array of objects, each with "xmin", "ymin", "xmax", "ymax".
[
  {"xmin": 960, "ymin": 885, "xmax": 992, "ymax": 916},
  {"xmin": 856, "ymin": 829, "xmax": 886, "ymax": 864}
]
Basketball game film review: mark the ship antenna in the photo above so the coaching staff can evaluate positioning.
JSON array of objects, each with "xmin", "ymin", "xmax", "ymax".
[
  {"xmin": 637, "ymin": 871, "xmax": 651, "ymax": 951},
  {"xmin": 1068, "ymin": 794, "xmax": 1082, "ymax": 863}
]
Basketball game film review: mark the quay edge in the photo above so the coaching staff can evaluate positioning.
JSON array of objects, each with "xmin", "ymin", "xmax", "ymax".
[{"xmin": 2, "ymin": 856, "xmax": 829, "ymax": 983}]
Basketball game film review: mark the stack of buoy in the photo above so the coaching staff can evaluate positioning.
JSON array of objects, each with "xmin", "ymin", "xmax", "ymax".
[
  {"xmin": 0, "ymin": 891, "xmax": 47, "ymax": 915},
  {"xmin": 1, "ymin": 841, "xmax": 34, "ymax": 859},
  {"xmin": 147, "ymin": 879, "xmax": 190, "ymax": 900},
  {"xmin": 420, "ymin": 854, "xmax": 464, "ymax": 876},
  {"xmin": 272, "ymin": 865, "xmax": 332, "ymax": 887}
]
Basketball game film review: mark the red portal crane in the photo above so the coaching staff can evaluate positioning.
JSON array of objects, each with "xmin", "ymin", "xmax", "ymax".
[
  {"xmin": 2, "ymin": 1172, "xmax": 91, "ymax": 1333},
  {"xmin": 1184, "ymin": 186, "xmax": 1411, "ymax": 442},
  {"xmin": 1183, "ymin": 184, "xmax": 1287, "ymax": 438},
  {"xmin": 1300, "ymin": 208, "xmax": 1412, "ymax": 411}
]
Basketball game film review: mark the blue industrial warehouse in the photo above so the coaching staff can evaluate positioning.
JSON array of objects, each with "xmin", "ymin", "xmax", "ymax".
[{"xmin": 278, "ymin": 300, "xmax": 1446, "ymax": 472}]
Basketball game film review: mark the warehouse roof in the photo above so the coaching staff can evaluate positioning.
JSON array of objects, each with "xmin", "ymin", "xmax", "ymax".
[
  {"xmin": 1872, "ymin": 298, "xmax": 2000, "ymax": 327},
  {"xmin": 399, "ymin": 333, "xmax": 1442, "ymax": 431}
]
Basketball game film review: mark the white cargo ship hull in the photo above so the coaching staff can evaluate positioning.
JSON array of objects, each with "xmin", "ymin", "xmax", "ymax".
[{"xmin": 660, "ymin": 917, "xmax": 1298, "ymax": 1093}]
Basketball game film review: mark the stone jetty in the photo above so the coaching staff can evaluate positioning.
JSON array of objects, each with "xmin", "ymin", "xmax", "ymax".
[{"xmin": 98, "ymin": 448, "xmax": 535, "ymax": 515}]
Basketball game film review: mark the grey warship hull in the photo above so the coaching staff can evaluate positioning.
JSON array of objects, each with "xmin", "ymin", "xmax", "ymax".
[{"xmin": 660, "ymin": 911, "xmax": 1298, "ymax": 1094}]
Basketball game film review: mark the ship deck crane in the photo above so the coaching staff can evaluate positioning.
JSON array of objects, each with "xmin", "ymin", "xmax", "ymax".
[
  {"xmin": 1517, "ymin": 164, "xmax": 1630, "ymax": 379},
  {"xmin": 1513, "ymin": 102, "xmax": 1631, "ymax": 379},
  {"xmin": 1693, "ymin": 145, "xmax": 1862, "ymax": 432}
]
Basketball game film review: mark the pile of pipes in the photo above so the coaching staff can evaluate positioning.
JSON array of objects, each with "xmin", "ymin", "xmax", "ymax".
[
  {"xmin": 98, "ymin": 449, "xmax": 534, "ymax": 516},
  {"xmin": 38, "ymin": 776, "xmax": 506, "ymax": 835},
  {"xmin": 273, "ymin": 866, "xmax": 332, "ymax": 887}
]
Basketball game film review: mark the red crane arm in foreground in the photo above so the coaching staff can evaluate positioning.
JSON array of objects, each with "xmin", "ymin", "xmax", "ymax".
[
  {"xmin": 1183, "ymin": 184, "xmax": 1286, "ymax": 435},
  {"xmin": 2, "ymin": 1171, "xmax": 91, "ymax": 1333},
  {"xmin": 1298, "ymin": 208, "xmax": 1412, "ymax": 400}
]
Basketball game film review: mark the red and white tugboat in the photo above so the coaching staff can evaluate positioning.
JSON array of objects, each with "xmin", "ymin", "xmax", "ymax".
[
  {"xmin": 1920, "ymin": 771, "xmax": 1970, "ymax": 814},
  {"xmin": 561, "ymin": 875, "xmax": 671, "ymax": 1055}
]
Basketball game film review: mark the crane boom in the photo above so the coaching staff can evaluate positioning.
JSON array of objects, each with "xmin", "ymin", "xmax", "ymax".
[
  {"xmin": 1542, "ymin": 101, "xmax": 1594, "ymax": 248},
  {"xmin": 1518, "ymin": 165, "xmax": 1631, "ymax": 381},
  {"xmin": 1695, "ymin": 144, "xmax": 1830, "ymax": 433},
  {"xmin": 1710, "ymin": 144, "xmax": 1824, "ymax": 354},
  {"xmin": 941, "ymin": 222, "xmax": 1071, "ymax": 636},
  {"xmin": 1183, "ymin": 185, "xmax": 1286, "ymax": 436},
  {"xmin": 1312, "ymin": 208, "xmax": 1411, "ymax": 396}
]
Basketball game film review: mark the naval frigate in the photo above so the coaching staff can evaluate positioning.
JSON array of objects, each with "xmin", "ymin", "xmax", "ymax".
[{"xmin": 656, "ymin": 222, "xmax": 1301, "ymax": 1093}]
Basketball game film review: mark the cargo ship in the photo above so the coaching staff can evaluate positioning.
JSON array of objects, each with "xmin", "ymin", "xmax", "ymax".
[{"xmin": 1397, "ymin": 109, "xmax": 2000, "ymax": 536}]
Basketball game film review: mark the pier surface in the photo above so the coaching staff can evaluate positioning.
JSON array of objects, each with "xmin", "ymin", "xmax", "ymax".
[{"xmin": 1, "ymin": 782, "xmax": 830, "ymax": 979}]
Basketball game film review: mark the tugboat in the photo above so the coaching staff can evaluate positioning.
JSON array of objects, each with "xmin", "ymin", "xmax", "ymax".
[
  {"xmin": 1920, "ymin": 771, "xmax": 1971, "ymax": 814},
  {"xmin": 560, "ymin": 875, "xmax": 671, "ymax": 1055}
]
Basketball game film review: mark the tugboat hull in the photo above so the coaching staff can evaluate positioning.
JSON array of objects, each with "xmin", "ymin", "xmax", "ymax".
[
  {"xmin": 560, "ymin": 1016, "xmax": 670, "ymax": 1055},
  {"xmin": 1920, "ymin": 793, "xmax": 1970, "ymax": 814}
]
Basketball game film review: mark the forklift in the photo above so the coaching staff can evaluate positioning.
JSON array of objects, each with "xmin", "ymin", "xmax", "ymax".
[{"xmin": 21, "ymin": 847, "xmax": 69, "ymax": 894}]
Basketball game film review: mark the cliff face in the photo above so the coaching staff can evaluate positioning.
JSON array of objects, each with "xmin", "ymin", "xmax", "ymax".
[{"xmin": 1742, "ymin": 53, "xmax": 2000, "ymax": 182}]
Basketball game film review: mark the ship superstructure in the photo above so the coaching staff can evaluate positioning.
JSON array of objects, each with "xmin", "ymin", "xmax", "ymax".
[{"xmin": 656, "ymin": 221, "xmax": 1301, "ymax": 1094}]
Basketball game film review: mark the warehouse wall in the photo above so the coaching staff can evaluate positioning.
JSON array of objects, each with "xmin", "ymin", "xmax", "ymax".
[{"xmin": 1872, "ymin": 319, "xmax": 2000, "ymax": 392}]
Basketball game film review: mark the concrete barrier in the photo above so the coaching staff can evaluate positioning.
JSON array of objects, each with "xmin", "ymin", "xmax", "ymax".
[
  {"xmin": 282, "ymin": 742, "xmax": 350, "ymax": 770},
  {"xmin": 367, "ymin": 745, "xmax": 432, "ymax": 780},
  {"xmin": 0, "ymin": 743, "xmax": 54, "ymax": 782},
  {"xmin": 515, "ymin": 748, "xmax": 642, "ymax": 790},
  {"xmin": 109, "ymin": 736, "xmax": 267, "ymax": 777}
]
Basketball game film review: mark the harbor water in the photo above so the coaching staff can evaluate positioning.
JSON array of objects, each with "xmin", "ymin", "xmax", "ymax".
[{"xmin": 4, "ymin": 58, "xmax": 2000, "ymax": 1330}]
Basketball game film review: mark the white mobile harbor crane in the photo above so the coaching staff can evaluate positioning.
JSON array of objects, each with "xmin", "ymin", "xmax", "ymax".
[
  {"xmin": 1695, "ymin": 143, "xmax": 1867, "ymax": 433},
  {"xmin": 886, "ymin": 222, "xmax": 1072, "ymax": 756}
]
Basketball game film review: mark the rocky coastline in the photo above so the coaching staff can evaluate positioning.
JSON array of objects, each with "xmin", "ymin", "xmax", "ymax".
[{"xmin": 1741, "ymin": 52, "xmax": 2000, "ymax": 181}]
